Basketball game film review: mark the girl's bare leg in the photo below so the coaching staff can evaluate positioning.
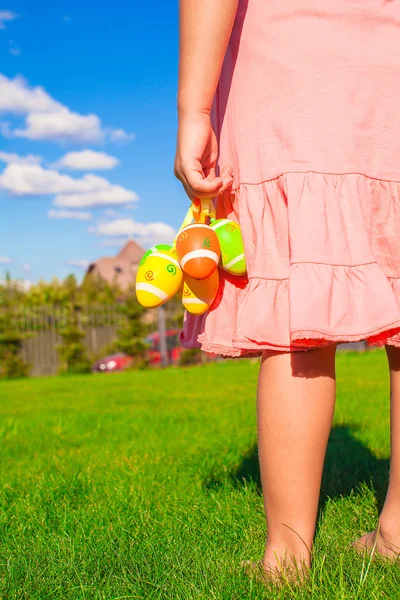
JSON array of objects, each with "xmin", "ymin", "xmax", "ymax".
[
  {"xmin": 352, "ymin": 345, "xmax": 400, "ymax": 558},
  {"xmin": 256, "ymin": 345, "xmax": 337, "ymax": 576}
]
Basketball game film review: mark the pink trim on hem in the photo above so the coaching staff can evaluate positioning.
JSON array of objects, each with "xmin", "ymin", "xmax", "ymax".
[{"xmin": 181, "ymin": 328, "xmax": 400, "ymax": 358}]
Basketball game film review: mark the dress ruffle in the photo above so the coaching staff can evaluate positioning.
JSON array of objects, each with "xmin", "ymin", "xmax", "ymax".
[{"xmin": 180, "ymin": 172, "xmax": 400, "ymax": 356}]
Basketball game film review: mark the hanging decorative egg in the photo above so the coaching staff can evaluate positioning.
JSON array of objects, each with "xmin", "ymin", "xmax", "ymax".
[
  {"xmin": 139, "ymin": 244, "xmax": 175, "ymax": 267},
  {"xmin": 181, "ymin": 269, "xmax": 219, "ymax": 315},
  {"xmin": 210, "ymin": 219, "xmax": 247, "ymax": 276},
  {"xmin": 176, "ymin": 223, "xmax": 220, "ymax": 280},
  {"xmin": 136, "ymin": 250, "xmax": 182, "ymax": 308}
]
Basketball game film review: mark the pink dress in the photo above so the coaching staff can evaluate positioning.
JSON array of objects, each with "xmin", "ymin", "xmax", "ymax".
[{"xmin": 180, "ymin": 0, "xmax": 400, "ymax": 357}]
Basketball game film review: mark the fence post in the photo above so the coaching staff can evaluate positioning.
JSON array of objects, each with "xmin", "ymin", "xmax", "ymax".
[{"xmin": 157, "ymin": 306, "xmax": 169, "ymax": 367}]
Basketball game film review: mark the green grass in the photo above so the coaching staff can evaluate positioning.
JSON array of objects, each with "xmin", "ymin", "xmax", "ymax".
[{"xmin": 0, "ymin": 350, "xmax": 399, "ymax": 599}]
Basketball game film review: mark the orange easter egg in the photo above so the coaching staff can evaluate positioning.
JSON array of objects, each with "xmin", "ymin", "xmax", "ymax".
[
  {"xmin": 182, "ymin": 270, "xmax": 219, "ymax": 315},
  {"xmin": 176, "ymin": 223, "xmax": 220, "ymax": 280}
]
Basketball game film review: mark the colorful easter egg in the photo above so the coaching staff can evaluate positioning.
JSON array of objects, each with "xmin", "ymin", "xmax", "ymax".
[
  {"xmin": 139, "ymin": 244, "xmax": 174, "ymax": 267},
  {"xmin": 181, "ymin": 270, "xmax": 219, "ymax": 315},
  {"xmin": 136, "ymin": 250, "xmax": 182, "ymax": 308},
  {"xmin": 176, "ymin": 223, "xmax": 220, "ymax": 280},
  {"xmin": 210, "ymin": 219, "xmax": 246, "ymax": 276}
]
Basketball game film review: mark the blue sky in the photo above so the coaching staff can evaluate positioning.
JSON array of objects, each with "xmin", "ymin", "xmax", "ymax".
[{"xmin": 0, "ymin": 1, "xmax": 188, "ymax": 284}]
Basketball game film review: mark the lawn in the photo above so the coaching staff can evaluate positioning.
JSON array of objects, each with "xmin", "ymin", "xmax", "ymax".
[{"xmin": 0, "ymin": 350, "xmax": 398, "ymax": 599}]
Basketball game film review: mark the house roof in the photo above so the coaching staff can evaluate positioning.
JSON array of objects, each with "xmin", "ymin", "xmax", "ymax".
[
  {"xmin": 86, "ymin": 238, "xmax": 145, "ymax": 290},
  {"xmin": 116, "ymin": 239, "xmax": 144, "ymax": 262}
]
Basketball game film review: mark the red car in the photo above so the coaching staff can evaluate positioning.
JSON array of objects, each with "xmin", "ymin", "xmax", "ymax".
[
  {"xmin": 92, "ymin": 352, "xmax": 133, "ymax": 373},
  {"xmin": 93, "ymin": 330, "xmax": 183, "ymax": 372},
  {"xmin": 146, "ymin": 329, "xmax": 183, "ymax": 366}
]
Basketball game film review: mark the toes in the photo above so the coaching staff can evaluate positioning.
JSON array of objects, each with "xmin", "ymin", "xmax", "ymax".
[
  {"xmin": 349, "ymin": 533, "xmax": 372, "ymax": 552},
  {"xmin": 240, "ymin": 559, "xmax": 261, "ymax": 570},
  {"xmin": 241, "ymin": 559, "xmax": 282, "ymax": 585}
]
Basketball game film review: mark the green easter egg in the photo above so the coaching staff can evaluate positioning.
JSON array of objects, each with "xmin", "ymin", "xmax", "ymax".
[
  {"xmin": 210, "ymin": 219, "xmax": 247, "ymax": 275},
  {"xmin": 139, "ymin": 244, "xmax": 174, "ymax": 267}
]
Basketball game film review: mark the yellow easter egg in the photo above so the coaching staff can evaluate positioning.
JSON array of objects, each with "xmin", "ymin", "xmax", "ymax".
[
  {"xmin": 182, "ymin": 270, "xmax": 219, "ymax": 315},
  {"xmin": 139, "ymin": 244, "xmax": 175, "ymax": 267},
  {"xmin": 136, "ymin": 251, "xmax": 183, "ymax": 308}
]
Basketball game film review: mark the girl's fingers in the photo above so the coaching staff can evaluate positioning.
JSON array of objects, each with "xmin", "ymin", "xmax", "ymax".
[
  {"xmin": 185, "ymin": 169, "xmax": 224, "ymax": 196},
  {"xmin": 180, "ymin": 172, "xmax": 203, "ymax": 203},
  {"xmin": 180, "ymin": 176, "xmax": 196, "ymax": 202},
  {"xmin": 220, "ymin": 165, "xmax": 234, "ymax": 179},
  {"xmin": 218, "ymin": 166, "xmax": 234, "ymax": 192},
  {"xmin": 176, "ymin": 163, "xmax": 234, "ymax": 200},
  {"xmin": 204, "ymin": 167, "xmax": 217, "ymax": 179}
]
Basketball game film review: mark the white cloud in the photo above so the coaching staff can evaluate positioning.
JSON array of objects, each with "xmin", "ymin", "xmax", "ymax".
[
  {"xmin": 0, "ymin": 163, "xmax": 108, "ymax": 195},
  {"xmin": 0, "ymin": 151, "xmax": 42, "ymax": 165},
  {"xmin": 66, "ymin": 259, "xmax": 89, "ymax": 269},
  {"xmin": 57, "ymin": 150, "xmax": 119, "ymax": 171},
  {"xmin": 21, "ymin": 264, "xmax": 31, "ymax": 271},
  {"xmin": 108, "ymin": 128, "xmax": 135, "ymax": 142},
  {"xmin": 0, "ymin": 11, "xmax": 18, "ymax": 29},
  {"xmin": 48, "ymin": 209, "xmax": 92, "ymax": 221},
  {"xmin": 0, "ymin": 74, "xmax": 134, "ymax": 143},
  {"xmin": 62, "ymin": 15, "xmax": 71, "ymax": 23},
  {"xmin": 15, "ymin": 110, "xmax": 103, "ymax": 143},
  {"xmin": 9, "ymin": 47, "xmax": 21, "ymax": 56},
  {"xmin": 0, "ymin": 256, "xmax": 11, "ymax": 264},
  {"xmin": 0, "ymin": 163, "xmax": 138, "ymax": 207},
  {"xmin": 96, "ymin": 218, "xmax": 176, "ymax": 246},
  {"xmin": 0, "ymin": 74, "xmax": 62, "ymax": 114},
  {"xmin": 54, "ymin": 186, "xmax": 138, "ymax": 208}
]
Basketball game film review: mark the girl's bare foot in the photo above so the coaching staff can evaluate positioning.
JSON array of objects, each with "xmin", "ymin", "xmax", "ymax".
[
  {"xmin": 241, "ymin": 551, "xmax": 310, "ymax": 586},
  {"xmin": 241, "ymin": 559, "xmax": 282, "ymax": 585},
  {"xmin": 350, "ymin": 527, "xmax": 400, "ymax": 561}
]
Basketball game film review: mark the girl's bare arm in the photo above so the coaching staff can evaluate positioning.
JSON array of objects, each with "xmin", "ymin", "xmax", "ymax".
[
  {"xmin": 174, "ymin": 0, "xmax": 239, "ymax": 200},
  {"xmin": 178, "ymin": 0, "xmax": 239, "ymax": 119}
]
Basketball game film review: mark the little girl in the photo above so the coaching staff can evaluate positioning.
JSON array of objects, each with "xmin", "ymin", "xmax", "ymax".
[{"xmin": 174, "ymin": 0, "xmax": 400, "ymax": 580}]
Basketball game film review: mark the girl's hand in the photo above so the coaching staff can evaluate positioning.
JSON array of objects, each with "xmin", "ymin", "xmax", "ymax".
[{"xmin": 174, "ymin": 113, "xmax": 233, "ymax": 202}]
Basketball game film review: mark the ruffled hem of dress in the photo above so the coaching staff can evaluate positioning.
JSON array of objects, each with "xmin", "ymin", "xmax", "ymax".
[
  {"xmin": 179, "ymin": 334, "xmax": 262, "ymax": 358},
  {"xmin": 181, "ymin": 271, "xmax": 400, "ymax": 358},
  {"xmin": 179, "ymin": 172, "xmax": 400, "ymax": 357}
]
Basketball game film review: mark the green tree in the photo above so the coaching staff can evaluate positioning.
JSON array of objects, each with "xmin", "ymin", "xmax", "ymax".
[
  {"xmin": 56, "ymin": 275, "xmax": 92, "ymax": 374},
  {"xmin": 0, "ymin": 274, "xmax": 30, "ymax": 379},
  {"xmin": 81, "ymin": 271, "xmax": 120, "ymax": 304},
  {"xmin": 115, "ymin": 289, "xmax": 149, "ymax": 368}
]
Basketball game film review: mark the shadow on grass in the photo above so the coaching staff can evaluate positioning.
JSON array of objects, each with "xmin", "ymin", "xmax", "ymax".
[{"xmin": 204, "ymin": 425, "xmax": 390, "ymax": 514}]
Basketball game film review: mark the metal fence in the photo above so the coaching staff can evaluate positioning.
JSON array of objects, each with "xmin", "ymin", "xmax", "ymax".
[
  {"xmin": 9, "ymin": 305, "xmax": 367, "ymax": 377},
  {"xmin": 16, "ymin": 305, "xmax": 125, "ymax": 376},
  {"xmin": 13, "ymin": 304, "xmax": 154, "ymax": 377}
]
